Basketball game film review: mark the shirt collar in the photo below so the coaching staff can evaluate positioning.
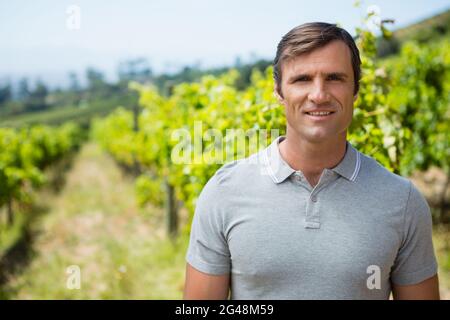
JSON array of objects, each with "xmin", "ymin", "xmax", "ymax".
[{"xmin": 263, "ymin": 136, "xmax": 361, "ymax": 184}]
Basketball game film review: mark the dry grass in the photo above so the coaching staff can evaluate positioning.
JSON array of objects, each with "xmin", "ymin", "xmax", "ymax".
[{"xmin": 2, "ymin": 142, "xmax": 189, "ymax": 299}]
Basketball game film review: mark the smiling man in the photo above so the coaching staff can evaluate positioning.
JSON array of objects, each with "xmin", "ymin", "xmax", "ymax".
[{"xmin": 184, "ymin": 22, "xmax": 440, "ymax": 300}]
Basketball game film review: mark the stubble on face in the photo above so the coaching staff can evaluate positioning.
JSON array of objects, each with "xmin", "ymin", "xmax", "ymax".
[{"xmin": 276, "ymin": 40, "xmax": 357, "ymax": 145}]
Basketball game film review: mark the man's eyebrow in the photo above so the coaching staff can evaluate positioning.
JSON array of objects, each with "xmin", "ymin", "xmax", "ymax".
[
  {"xmin": 326, "ymin": 72, "xmax": 349, "ymax": 79},
  {"xmin": 288, "ymin": 73, "xmax": 310, "ymax": 82},
  {"xmin": 288, "ymin": 72, "xmax": 349, "ymax": 82}
]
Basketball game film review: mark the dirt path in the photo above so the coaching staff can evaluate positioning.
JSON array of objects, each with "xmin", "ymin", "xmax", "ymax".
[{"xmin": 1, "ymin": 142, "xmax": 189, "ymax": 299}]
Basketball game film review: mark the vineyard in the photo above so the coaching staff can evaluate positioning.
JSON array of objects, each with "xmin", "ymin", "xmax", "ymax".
[
  {"xmin": 93, "ymin": 28, "xmax": 449, "ymax": 234},
  {"xmin": 0, "ymin": 123, "xmax": 84, "ymax": 224},
  {"xmin": 0, "ymin": 13, "xmax": 449, "ymax": 299}
]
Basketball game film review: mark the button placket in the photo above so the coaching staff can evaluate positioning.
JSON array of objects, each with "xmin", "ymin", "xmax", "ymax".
[
  {"xmin": 304, "ymin": 170, "xmax": 338, "ymax": 229},
  {"xmin": 305, "ymin": 192, "xmax": 320, "ymax": 229}
]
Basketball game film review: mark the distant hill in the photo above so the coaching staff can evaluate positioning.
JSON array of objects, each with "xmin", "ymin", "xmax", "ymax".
[{"xmin": 377, "ymin": 8, "xmax": 450, "ymax": 57}]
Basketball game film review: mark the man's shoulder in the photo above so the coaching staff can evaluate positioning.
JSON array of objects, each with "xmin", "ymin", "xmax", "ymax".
[
  {"xmin": 358, "ymin": 150, "xmax": 418, "ymax": 202},
  {"xmin": 201, "ymin": 151, "xmax": 266, "ymax": 195},
  {"xmin": 196, "ymin": 152, "xmax": 266, "ymax": 209},
  {"xmin": 358, "ymin": 152, "xmax": 433, "ymax": 239},
  {"xmin": 353, "ymin": 150, "xmax": 431, "ymax": 222},
  {"xmin": 359, "ymin": 151, "xmax": 407, "ymax": 183},
  {"xmin": 213, "ymin": 152, "xmax": 265, "ymax": 186}
]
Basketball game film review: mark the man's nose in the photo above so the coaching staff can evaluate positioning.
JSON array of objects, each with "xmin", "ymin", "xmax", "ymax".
[{"xmin": 307, "ymin": 79, "xmax": 330, "ymax": 105}]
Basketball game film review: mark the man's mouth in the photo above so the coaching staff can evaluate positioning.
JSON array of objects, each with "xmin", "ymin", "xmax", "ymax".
[{"xmin": 304, "ymin": 111, "xmax": 335, "ymax": 117}]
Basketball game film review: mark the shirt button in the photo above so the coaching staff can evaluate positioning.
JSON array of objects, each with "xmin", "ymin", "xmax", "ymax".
[{"xmin": 311, "ymin": 195, "xmax": 317, "ymax": 202}]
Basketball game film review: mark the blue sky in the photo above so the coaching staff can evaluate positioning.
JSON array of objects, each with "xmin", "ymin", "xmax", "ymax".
[{"xmin": 1, "ymin": 0, "xmax": 449, "ymax": 87}]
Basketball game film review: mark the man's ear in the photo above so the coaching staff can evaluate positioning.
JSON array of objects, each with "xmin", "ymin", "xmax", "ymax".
[{"xmin": 274, "ymin": 85, "xmax": 285, "ymax": 105}]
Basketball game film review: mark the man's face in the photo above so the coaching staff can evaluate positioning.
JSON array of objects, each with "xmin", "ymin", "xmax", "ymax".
[{"xmin": 275, "ymin": 40, "xmax": 357, "ymax": 143}]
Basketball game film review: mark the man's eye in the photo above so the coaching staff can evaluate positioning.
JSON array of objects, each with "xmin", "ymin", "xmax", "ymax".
[
  {"xmin": 328, "ymin": 75, "xmax": 343, "ymax": 81},
  {"xmin": 296, "ymin": 77, "xmax": 310, "ymax": 82}
]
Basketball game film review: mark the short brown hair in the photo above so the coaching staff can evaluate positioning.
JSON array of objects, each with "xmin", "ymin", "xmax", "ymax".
[{"xmin": 273, "ymin": 22, "xmax": 361, "ymax": 96}]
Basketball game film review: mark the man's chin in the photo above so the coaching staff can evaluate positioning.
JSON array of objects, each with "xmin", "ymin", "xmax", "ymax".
[{"xmin": 298, "ymin": 130, "xmax": 337, "ymax": 144}]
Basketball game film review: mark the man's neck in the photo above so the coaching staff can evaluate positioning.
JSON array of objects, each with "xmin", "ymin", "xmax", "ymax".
[{"xmin": 278, "ymin": 131, "xmax": 347, "ymax": 187}]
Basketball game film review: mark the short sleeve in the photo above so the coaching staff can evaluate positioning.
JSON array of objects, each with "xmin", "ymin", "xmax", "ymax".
[
  {"xmin": 390, "ymin": 181, "xmax": 438, "ymax": 285},
  {"xmin": 186, "ymin": 174, "xmax": 231, "ymax": 275}
]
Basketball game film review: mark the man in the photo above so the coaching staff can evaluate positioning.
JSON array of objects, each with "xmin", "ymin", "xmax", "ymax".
[{"xmin": 184, "ymin": 22, "xmax": 439, "ymax": 300}]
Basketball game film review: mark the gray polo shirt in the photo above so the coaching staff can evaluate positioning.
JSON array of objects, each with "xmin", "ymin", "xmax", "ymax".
[{"xmin": 186, "ymin": 136, "xmax": 438, "ymax": 299}]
